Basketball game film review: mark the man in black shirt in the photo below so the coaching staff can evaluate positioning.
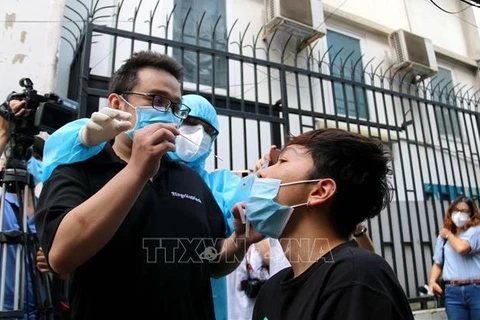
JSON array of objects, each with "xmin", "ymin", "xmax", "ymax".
[
  {"xmin": 249, "ymin": 129, "xmax": 413, "ymax": 320},
  {"xmin": 34, "ymin": 51, "xmax": 260, "ymax": 319}
]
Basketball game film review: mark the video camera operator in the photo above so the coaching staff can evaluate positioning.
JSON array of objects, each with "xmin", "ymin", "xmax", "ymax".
[
  {"xmin": 0, "ymin": 99, "xmax": 41, "ymax": 319},
  {"xmin": 0, "ymin": 98, "xmax": 70, "ymax": 320}
]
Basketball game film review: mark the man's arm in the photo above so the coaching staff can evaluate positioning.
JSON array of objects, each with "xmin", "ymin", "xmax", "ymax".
[
  {"xmin": 210, "ymin": 203, "xmax": 264, "ymax": 278},
  {"xmin": 353, "ymin": 223, "xmax": 375, "ymax": 252},
  {"xmin": 44, "ymin": 165, "xmax": 148, "ymax": 274},
  {"xmin": 38, "ymin": 123, "xmax": 178, "ymax": 274}
]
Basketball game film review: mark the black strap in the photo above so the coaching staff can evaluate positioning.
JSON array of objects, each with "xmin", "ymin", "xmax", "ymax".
[
  {"xmin": 442, "ymin": 236, "xmax": 448, "ymax": 261},
  {"xmin": 245, "ymin": 246, "xmax": 251, "ymax": 280}
]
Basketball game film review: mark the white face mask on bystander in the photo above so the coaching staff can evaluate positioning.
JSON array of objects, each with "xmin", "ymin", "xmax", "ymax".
[{"xmin": 451, "ymin": 211, "xmax": 470, "ymax": 228}]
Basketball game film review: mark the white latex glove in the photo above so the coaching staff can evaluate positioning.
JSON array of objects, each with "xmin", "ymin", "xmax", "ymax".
[{"xmin": 79, "ymin": 108, "xmax": 132, "ymax": 146}]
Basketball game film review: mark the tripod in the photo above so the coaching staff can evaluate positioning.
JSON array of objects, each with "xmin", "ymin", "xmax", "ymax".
[{"xmin": 0, "ymin": 160, "xmax": 54, "ymax": 319}]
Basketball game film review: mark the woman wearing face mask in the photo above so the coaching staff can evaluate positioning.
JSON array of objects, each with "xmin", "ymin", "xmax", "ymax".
[{"xmin": 429, "ymin": 196, "xmax": 480, "ymax": 319}]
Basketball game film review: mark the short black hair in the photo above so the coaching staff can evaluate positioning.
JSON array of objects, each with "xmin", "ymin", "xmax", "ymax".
[
  {"xmin": 108, "ymin": 51, "xmax": 184, "ymax": 94},
  {"xmin": 286, "ymin": 128, "xmax": 392, "ymax": 238}
]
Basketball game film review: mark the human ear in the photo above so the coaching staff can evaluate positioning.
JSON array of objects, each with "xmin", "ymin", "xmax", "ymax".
[
  {"xmin": 307, "ymin": 178, "xmax": 336, "ymax": 208},
  {"xmin": 108, "ymin": 93, "xmax": 123, "ymax": 110}
]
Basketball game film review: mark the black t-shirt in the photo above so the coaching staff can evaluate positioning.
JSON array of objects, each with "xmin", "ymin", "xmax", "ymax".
[
  {"xmin": 253, "ymin": 241, "xmax": 414, "ymax": 320},
  {"xmin": 34, "ymin": 145, "xmax": 226, "ymax": 320}
]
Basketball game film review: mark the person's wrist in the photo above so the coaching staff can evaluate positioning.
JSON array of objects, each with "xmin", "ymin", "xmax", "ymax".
[
  {"xmin": 444, "ymin": 232, "xmax": 451, "ymax": 240},
  {"xmin": 79, "ymin": 127, "xmax": 90, "ymax": 146},
  {"xmin": 353, "ymin": 225, "xmax": 368, "ymax": 237},
  {"xmin": 123, "ymin": 162, "xmax": 151, "ymax": 184}
]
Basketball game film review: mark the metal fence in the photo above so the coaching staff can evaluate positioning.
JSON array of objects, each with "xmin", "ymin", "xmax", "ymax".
[{"xmin": 62, "ymin": 0, "xmax": 480, "ymax": 299}]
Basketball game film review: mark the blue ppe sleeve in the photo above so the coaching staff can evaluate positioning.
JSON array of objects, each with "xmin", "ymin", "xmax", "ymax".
[
  {"xmin": 42, "ymin": 119, "xmax": 106, "ymax": 182},
  {"xmin": 206, "ymin": 170, "xmax": 243, "ymax": 236}
]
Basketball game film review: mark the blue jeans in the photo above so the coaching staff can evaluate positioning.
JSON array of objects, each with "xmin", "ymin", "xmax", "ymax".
[{"xmin": 445, "ymin": 283, "xmax": 480, "ymax": 320}]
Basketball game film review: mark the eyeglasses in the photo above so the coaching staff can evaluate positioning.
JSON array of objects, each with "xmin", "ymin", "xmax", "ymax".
[
  {"xmin": 182, "ymin": 117, "xmax": 219, "ymax": 138},
  {"xmin": 122, "ymin": 91, "xmax": 191, "ymax": 119},
  {"xmin": 453, "ymin": 207, "xmax": 471, "ymax": 214}
]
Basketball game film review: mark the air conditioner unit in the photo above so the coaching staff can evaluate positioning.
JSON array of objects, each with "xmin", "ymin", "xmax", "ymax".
[
  {"xmin": 264, "ymin": 0, "xmax": 325, "ymax": 51},
  {"xmin": 389, "ymin": 29, "xmax": 438, "ymax": 82}
]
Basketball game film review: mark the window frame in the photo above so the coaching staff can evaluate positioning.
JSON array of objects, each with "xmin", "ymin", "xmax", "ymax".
[
  {"xmin": 324, "ymin": 24, "xmax": 370, "ymax": 121},
  {"xmin": 428, "ymin": 63, "xmax": 464, "ymax": 142},
  {"xmin": 171, "ymin": 0, "xmax": 228, "ymax": 91}
]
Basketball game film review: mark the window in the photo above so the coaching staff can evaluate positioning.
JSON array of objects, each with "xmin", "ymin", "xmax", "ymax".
[
  {"xmin": 173, "ymin": 0, "xmax": 227, "ymax": 88},
  {"xmin": 430, "ymin": 67, "xmax": 462, "ymax": 138},
  {"xmin": 326, "ymin": 30, "xmax": 368, "ymax": 119}
]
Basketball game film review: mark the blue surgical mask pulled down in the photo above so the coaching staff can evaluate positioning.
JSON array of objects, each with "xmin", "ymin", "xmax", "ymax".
[
  {"xmin": 245, "ymin": 176, "xmax": 321, "ymax": 239},
  {"xmin": 121, "ymin": 97, "xmax": 181, "ymax": 139},
  {"xmin": 27, "ymin": 157, "xmax": 43, "ymax": 186}
]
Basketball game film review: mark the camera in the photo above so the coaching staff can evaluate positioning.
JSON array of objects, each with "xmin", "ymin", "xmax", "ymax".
[
  {"xmin": 0, "ymin": 78, "xmax": 77, "ymax": 164},
  {"xmin": 241, "ymin": 278, "xmax": 266, "ymax": 298},
  {"xmin": 1, "ymin": 78, "xmax": 77, "ymax": 136}
]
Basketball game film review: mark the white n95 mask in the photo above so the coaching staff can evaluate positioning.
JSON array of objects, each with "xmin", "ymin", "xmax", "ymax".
[
  {"xmin": 176, "ymin": 125, "xmax": 212, "ymax": 163},
  {"xmin": 452, "ymin": 211, "xmax": 470, "ymax": 228}
]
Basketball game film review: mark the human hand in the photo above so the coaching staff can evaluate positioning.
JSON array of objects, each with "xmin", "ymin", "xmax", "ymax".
[
  {"xmin": 79, "ymin": 108, "xmax": 132, "ymax": 146},
  {"xmin": 9, "ymin": 99, "xmax": 26, "ymax": 118},
  {"xmin": 36, "ymin": 247, "xmax": 52, "ymax": 273},
  {"xmin": 127, "ymin": 123, "xmax": 179, "ymax": 180},
  {"xmin": 254, "ymin": 145, "xmax": 279, "ymax": 172},
  {"xmin": 232, "ymin": 202, "xmax": 264, "ymax": 246},
  {"xmin": 439, "ymin": 228, "xmax": 452, "ymax": 239},
  {"xmin": 0, "ymin": 100, "xmax": 26, "ymax": 135},
  {"xmin": 428, "ymin": 280, "xmax": 443, "ymax": 296}
]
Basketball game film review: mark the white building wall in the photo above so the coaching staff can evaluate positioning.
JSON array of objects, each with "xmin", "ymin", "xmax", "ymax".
[
  {"xmin": 323, "ymin": 0, "xmax": 474, "ymax": 59},
  {"xmin": 0, "ymin": 0, "xmax": 66, "ymax": 101}
]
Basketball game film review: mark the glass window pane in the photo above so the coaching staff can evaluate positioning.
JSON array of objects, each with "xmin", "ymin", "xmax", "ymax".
[
  {"xmin": 172, "ymin": 0, "xmax": 227, "ymax": 88},
  {"xmin": 430, "ymin": 67, "xmax": 462, "ymax": 138},
  {"xmin": 327, "ymin": 30, "xmax": 368, "ymax": 119}
]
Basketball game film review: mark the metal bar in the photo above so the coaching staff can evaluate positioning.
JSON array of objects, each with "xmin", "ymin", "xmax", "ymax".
[
  {"xmin": 392, "ymin": 90, "xmax": 421, "ymax": 297},
  {"xmin": 286, "ymin": 108, "xmax": 402, "ymax": 132},
  {"xmin": 110, "ymin": 0, "xmax": 123, "ymax": 79},
  {"xmin": 78, "ymin": 23, "xmax": 93, "ymax": 117},
  {"xmin": 443, "ymin": 103, "xmax": 465, "ymax": 195},
  {"xmin": 446, "ymin": 103, "xmax": 469, "ymax": 196},
  {"xmin": 279, "ymin": 69, "xmax": 290, "ymax": 140},
  {"xmin": 457, "ymin": 108, "xmax": 479, "ymax": 196},
  {"xmin": 294, "ymin": 70, "xmax": 303, "ymax": 132},
  {"xmin": 380, "ymin": 85, "xmax": 411, "ymax": 296},
  {"xmin": 368, "ymin": 77, "xmax": 391, "ymax": 268},
  {"xmin": 464, "ymin": 112, "xmax": 480, "ymax": 194},
  {"xmin": 251, "ymin": 38, "xmax": 262, "ymax": 158},
  {"xmin": 430, "ymin": 100, "xmax": 452, "ymax": 205},
  {"xmin": 307, "ymin": 73, "xmax": 315, "ymax": 134},
  {"xmin": 147, "ymin": 0, "xmax": 160, "ymax": 49},
  {"xmin": 410, "ymin": 86, "xmax": 442, "ymax": 258},
  {"xmin": 401, "ymin": 92, "xmax": 430, "ymax": 286}
]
